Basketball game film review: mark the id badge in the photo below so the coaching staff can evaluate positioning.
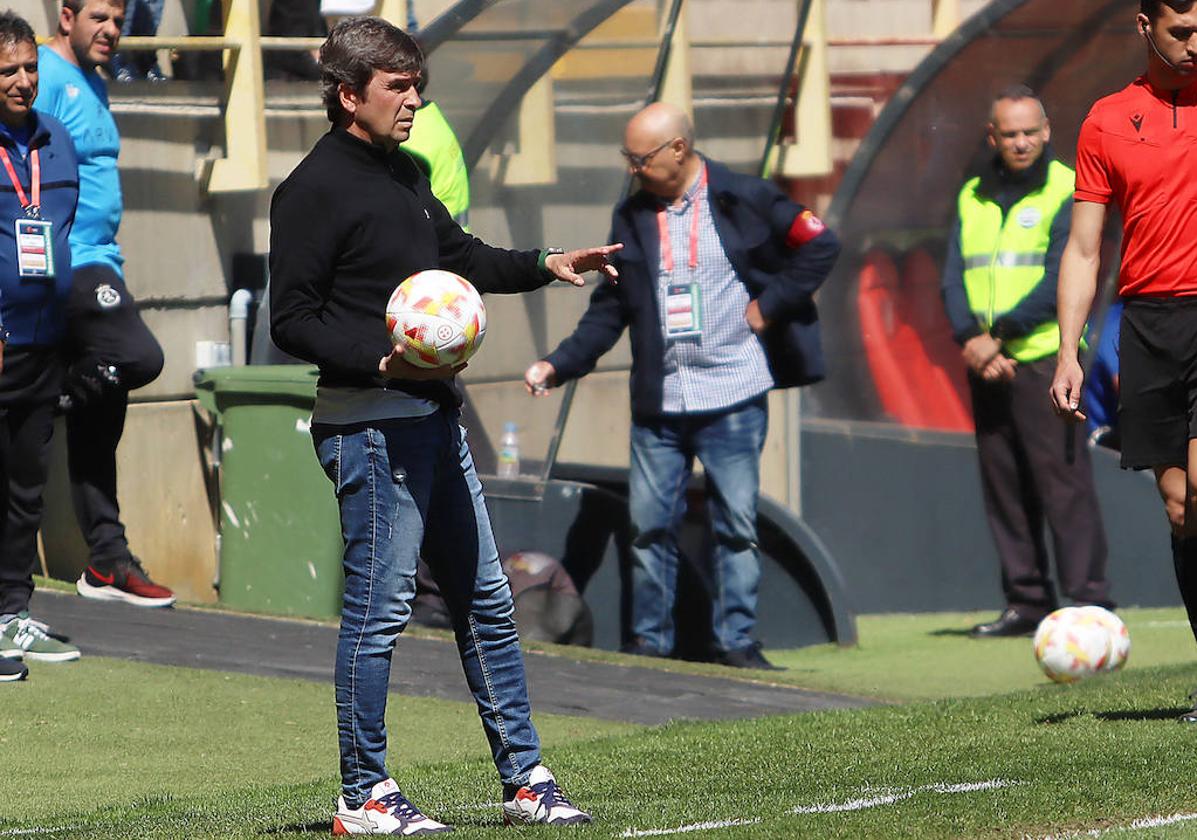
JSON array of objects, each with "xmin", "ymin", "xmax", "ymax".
[
  {"xmin": 15, "ymin": 218, "xmax": 53, "ymax": 278},
  {"xmin": 665, "ymin": 283, "xmax": 702, "ymax": 339}
]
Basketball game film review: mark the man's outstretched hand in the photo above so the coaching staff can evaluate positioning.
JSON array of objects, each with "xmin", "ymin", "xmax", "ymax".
[{"xmin": 544, "ymin": 244, "xmax": 623, "ymax": 286}]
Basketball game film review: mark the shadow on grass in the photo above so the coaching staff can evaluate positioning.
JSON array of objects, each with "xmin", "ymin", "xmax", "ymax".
[
  {"xmin": 1095, "ymin": 707, "xmax": 1189, "ymax": 722},
  {"xmin": 927, "ymin": 628, "xmax": 975, "ymax": 637},
  {"xmin": 1036, "ymin": 707, "xmax": 1189, "ymax": 724}
]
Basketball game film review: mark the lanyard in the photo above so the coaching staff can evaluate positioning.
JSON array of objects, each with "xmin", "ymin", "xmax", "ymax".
[
  {"xmin": 0, "ymin": 147, "xmax": 39, "ymax": 217},
  {"xmin": 657, "ymin": 165, "xmax": 708, "ymax": 274}
]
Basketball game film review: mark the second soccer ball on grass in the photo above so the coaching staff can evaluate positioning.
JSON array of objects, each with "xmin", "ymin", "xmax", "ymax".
[{"xmin": 1032, "ymin": 605, "xmax": 1130, "ymax": 684}]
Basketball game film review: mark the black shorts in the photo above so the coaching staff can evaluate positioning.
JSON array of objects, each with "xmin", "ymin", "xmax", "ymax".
[{"xmin": 1119, "ymin": 296, "xmax": 1197, "ymax": 469}]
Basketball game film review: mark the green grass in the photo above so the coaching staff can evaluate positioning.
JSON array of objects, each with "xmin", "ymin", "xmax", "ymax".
[
  {"xmin": 765, "ymin": 607, "xmax": 1197, "ymax": 701},
  {"xmin": 4, "ymin": 658, "xmax": 1197, "ymax": 838},
  {"xmin": 8, "ymin": 605, "xmax": 1197, "ymax": 838},
  {"xmin": 514, "ymin": 607, "xmax": 1197, "ymax": 703},
  {"xmin": 0, "ymin": 658, "xmax": 636, "ymax": 828}
]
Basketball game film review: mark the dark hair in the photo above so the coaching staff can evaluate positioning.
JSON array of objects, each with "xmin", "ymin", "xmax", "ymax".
[
  {"xmin": 0, "ymin": 10, "xmax": 35, "ymax": 51},
  {"xmin": 61, "ymin": 0, "xmax": 126, "ymax": 14},
  {"xmin": 319, "ymin": 17, "xmax": 423, "ymax": 124},
  {"xmin": 1141, "ymin": 0, "xmax": 1197, "ymax": 19},
  {"xmin": 993, "ymin": 83, "xmax": 1039, "ymax": 105},
  {"xmin": 990, "ymin": 84, "xmax": 1047, "ymax": 122}
]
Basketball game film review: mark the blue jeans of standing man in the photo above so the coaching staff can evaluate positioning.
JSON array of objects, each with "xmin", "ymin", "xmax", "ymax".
[
  {"xmin": 627, "ymin": 395, "xmax": 768, "ymax": 656},
  {"xmin": 313, "ymin": 410, "xmax": 541, "ymax": 808}
]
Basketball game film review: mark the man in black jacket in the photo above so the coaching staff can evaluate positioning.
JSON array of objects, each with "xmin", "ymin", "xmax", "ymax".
[
  {"xmin": 941, "ymin": 87, "xmax": 1111, "ymax": 639},
  {"xmin": 524, "ymin": 103, "xmax": 840, "ymax": 670},
  {"xmin": 270, "ymin": 17, "xmax": 618, "ymax": 835}
]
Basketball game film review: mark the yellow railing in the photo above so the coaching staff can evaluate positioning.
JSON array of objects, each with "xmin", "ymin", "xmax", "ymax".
[
  {"xmin": 118, "ymin": 0, "xmax": 411, "ymax": 193},
  {"xmin": 109, "ymin": 0, "xmax": 959, "ymax": 194}
]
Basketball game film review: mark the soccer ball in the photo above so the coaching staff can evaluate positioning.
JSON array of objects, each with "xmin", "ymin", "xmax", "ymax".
[
  {"xmin": 385, "ymin": 269, "xmax": 486, "ymax": 368},
  {"xmin": 1032, "ymin": 606, "xmax": 1128, "ymax": 683},
  {"xmin": 1076, "ymin": 605, "xmax": 1130, "ymax": 672}
]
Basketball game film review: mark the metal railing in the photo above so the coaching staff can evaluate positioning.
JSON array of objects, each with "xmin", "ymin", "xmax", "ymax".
[{"xmin": 108, "ymin": 0, "xmax": 961, "ymax": 194}]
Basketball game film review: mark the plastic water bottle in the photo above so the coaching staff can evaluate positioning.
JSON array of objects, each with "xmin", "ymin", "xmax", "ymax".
[{"xmin": 497, "ymin": 422, "xmax": 520, "ymax": 478}]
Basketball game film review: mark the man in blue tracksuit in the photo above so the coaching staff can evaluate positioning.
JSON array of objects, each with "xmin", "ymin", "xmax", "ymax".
[
  {"xmin": 0, "ymin": 10, "xmax": 83, "ymax": 672},
  {"xmin": 36, "ymin": 0, "xmax": 173, "ymax": 608}
]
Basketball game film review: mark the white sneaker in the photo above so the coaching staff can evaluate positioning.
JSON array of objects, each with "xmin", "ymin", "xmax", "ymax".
[
  {"xmin": 332, "ymin": 778, "xmax": 451, "ymax": 836},
  {"xmin": 502, "ymin": 765, "xmax": 592, "ymax": 826}
]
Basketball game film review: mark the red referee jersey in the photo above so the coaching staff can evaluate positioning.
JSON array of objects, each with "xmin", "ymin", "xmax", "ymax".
[{"xmin": 1075, "ymin": 76, "xmax": 1197, "ymax": 297}]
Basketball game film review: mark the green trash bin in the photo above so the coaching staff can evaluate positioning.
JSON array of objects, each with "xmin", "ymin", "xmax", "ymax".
[{"xmin": 195, "ymin": 365, "xmax": 344, "ymax": 619}]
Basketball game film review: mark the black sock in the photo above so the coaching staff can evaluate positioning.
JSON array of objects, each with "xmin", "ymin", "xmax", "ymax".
[{"xmin": 1172, "ymin": 536, "xmax": 1197, "ymax": 643}]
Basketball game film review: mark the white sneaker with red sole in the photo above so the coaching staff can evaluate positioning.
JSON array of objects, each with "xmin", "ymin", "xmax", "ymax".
[
  {"xmin": 332, "ymin": 778, "xmax": 451, "ymax": 836},
  {"xmin": 502, "ymin": 765, "xmax": 591, "ymax": 826}
]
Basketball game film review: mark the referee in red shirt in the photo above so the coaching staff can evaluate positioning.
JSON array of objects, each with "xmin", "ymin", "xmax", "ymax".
[{"xmin": 1052, "ymin": 0, "xmax": 1197, "ymax": 721}]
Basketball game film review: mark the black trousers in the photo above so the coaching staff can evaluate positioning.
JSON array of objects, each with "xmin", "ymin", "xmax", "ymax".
[
  {"xmin": 969, "ymin": 357, "xmax": 1113, "ymax": 618},
  {"xmin": 0, "ymin": 347, "xmax": 63, "ymax": 615},
  {"xmin": 62, "ymin": 265, "xmax": 163, "ymax": 566}
]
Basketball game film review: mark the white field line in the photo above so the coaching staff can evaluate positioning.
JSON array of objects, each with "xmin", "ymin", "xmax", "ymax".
[
  {"xmin": 620, "ymin": 779, "xmax": 1018, "ymax": 837},
  {"xmin": 1139, "ymin": 620, "xmax": 1192, "ymax": 628},
  {"xmin": 792, "ymin": 779, "xmax": 1017, "ymax": 814},
  {"xmin": 1032, "ymin": 811, "xmax": 1197, "ymax": 839},
  {"xmin": 0, "ymin": 828, "xmax": 84, "ymax": 837}
]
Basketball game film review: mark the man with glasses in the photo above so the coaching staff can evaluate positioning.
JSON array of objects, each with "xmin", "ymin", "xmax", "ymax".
[{"xmin": 524, "ymin": 102, "xmax": 840, "ymax": 669}]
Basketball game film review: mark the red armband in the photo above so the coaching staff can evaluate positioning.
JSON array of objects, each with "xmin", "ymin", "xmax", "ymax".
[{"xmin": 786, "ymin": 209, "xmax": 826, "ymax": 248}]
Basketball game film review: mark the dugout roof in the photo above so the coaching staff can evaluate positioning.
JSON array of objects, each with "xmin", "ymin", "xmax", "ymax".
[{"xmin": 810, "ymin": 0, "xmax": 1143, "ymax": 426}]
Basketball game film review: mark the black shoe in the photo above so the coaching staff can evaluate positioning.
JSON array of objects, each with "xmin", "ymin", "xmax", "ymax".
[
  {"xmin": 714, "ymin": 641, "xmax": 783, "ymax": 671},
  {"xmin": 0, "ymin": 656, "xmax": 28, "ymax": 682},
  {"xmin": 620, "ymin": 638, "xmax": 668, "ymax": 659},
  {"xmin": 969, "ymin": 608, "xmax": 1040, "ymax": 638}
]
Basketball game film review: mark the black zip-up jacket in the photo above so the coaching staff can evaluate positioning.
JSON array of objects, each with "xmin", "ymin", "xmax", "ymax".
[{"xmin": 269, "ymin": 127, "xmax": 550, "ymax": 407}]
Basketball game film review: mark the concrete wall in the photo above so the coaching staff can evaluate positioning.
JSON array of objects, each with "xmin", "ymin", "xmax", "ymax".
[
  {"xmin": 40, "ymin": 401, "xmax": 220, "ymax": 603},
  {"xmin": 18, "ymin": 0, "xmax": 990, "ymax": 610}
]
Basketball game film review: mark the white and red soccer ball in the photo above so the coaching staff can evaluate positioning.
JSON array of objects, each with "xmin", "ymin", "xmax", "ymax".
[
  {"xmin": 386, "ymin": 269, "xmax": 486, "ymax": 368},
  {"xmin": 1032, "ymin": 606, "xmax": 1130, "ymax": 684}
]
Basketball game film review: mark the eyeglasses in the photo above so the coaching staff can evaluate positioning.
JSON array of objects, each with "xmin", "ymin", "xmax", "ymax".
[{"xmin": 620, "ymin": 138, "xmax": 677, "ymax": 170}]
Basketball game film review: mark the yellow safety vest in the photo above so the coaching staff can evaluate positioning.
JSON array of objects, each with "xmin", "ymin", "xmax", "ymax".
[
  {"xmin": 958, "ymin": 159, "xmax": 1074, "ymax": 362},
  {"xmin": 401, "ymin": 101, "xmax": 471, "ymax": 230}
]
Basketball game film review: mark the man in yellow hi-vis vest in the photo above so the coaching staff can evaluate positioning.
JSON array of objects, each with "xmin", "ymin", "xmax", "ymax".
[
  {"xmin": 940, "ymin": 85, "xmax": 1112, "ymax": 638},
  {"xmin": 402, "ymin": 76, "xmax": 470, "ymax": 230}
]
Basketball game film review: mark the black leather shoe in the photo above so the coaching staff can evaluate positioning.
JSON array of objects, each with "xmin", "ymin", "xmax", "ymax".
[
  {"xmin": 714, "ymin": 641, "xmax": 784, "ymax": 671},
  {"xmin": 969, "ymin": 609, "xmax": 1040, "ymax": 638},
  {"xmin": 620, "ymin": 639, "xmax": 669, "ymax": 659}
]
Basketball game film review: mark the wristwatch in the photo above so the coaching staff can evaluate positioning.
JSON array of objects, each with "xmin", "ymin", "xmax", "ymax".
[
  {"xmin": 0, "ymin": 325, "xmax": 9, "ymax": 343},
  {"xmin": 538, "ymin": 247, "xmax": 566, "ymax": 276}
]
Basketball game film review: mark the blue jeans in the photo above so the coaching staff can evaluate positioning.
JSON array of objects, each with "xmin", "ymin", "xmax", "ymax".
[
  {"xmin": 111, "ymin": 0, "xmax": 164, "ymax": 78},
  {"xmin": 313, "ymin": 410, "xmax": 540, "ymax": 807},
  {"xmin": 628, "ymin": 396, "xmax": 768, "ymax": 655}
]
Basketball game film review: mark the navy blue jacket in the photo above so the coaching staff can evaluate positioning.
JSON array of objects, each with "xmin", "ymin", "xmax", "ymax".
[
  {"xmin": 0, "ymin": 111, "xmax": 78, "ymax": 347},
  {"xmin": 545, "ymin": 158, "xmax": 840, "ymax": 419}
]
